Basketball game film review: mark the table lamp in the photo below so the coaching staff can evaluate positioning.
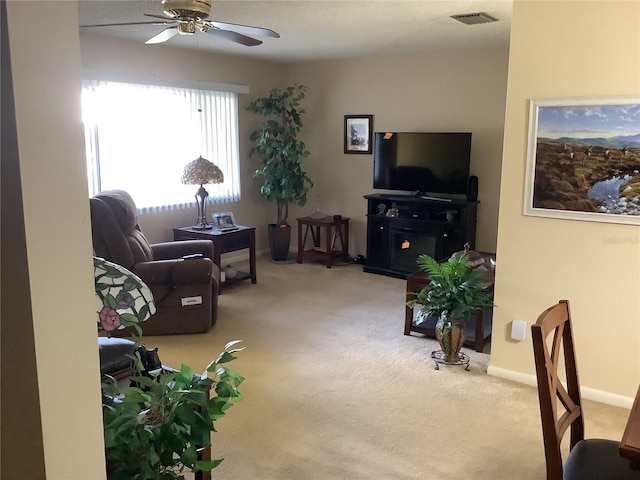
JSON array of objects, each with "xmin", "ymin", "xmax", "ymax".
[
  {"xmin": 181, "ymin": 156, "xmax": 224, "ymax": 230},
  {"xmin": 94, "ymin": 256, "xmax": 156, "ymax": 337}
]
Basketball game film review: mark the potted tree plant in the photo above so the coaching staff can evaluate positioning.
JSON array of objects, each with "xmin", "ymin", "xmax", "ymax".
[
  {"xmin": 408, "ymin": 251, "xmax": 494, "ymax": 363},
  {"xmin": 246, "ymin": 84, "xmax": 313, "ymax": 261}
]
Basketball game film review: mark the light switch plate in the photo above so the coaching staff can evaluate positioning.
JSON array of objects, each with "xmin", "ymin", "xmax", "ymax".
[{"xmin": 511, "ymin": 320, "xmax": 527, "ymax": 341}]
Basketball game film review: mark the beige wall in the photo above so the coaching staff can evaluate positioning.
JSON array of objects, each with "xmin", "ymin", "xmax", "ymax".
[
  {"xmin": 285, "ymin": 48, "xmax": 510, "ymax": 255},
  {"xmin": 80, "ymin": 34, "xmax": 286, "ymax": 258},
  {"xmin": 489, "ymin": 0, "xmax": 640, "ymax": 404},
  {"xmin": 4, "ymin": 1, "xmax": 106, "ymax": 478},
  {"xmin": 80, "ymin": 35, "xmax": 509, "ymax": 259}
]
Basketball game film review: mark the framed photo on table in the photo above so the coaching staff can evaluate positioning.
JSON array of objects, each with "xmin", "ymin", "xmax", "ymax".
[
  {"xmin": 524, "ymin": 96, "xmax": 640, "ymax": 225},
  {"xmin": 212, "ymin": 212, "xmax": 237, "ymax": 230},
  {"xmin": 344, "ymin": 115, "xmax": 373, "ymax": 154}
]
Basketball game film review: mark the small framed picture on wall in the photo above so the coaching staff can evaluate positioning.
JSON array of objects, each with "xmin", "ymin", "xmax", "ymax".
[{"xmin": 344, "ymin": 115, "xmax": 373, "ymax": 154}]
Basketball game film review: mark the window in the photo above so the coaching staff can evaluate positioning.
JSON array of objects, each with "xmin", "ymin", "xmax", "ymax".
[{"xmin": 82, "ymin": 77, "xmax": 241, "ymax": 212}]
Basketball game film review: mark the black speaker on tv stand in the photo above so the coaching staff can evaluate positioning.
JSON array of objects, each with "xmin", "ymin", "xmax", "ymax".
[{"xmin": 467, "ymin": 175, "xmax": 478, "ymax": 201}]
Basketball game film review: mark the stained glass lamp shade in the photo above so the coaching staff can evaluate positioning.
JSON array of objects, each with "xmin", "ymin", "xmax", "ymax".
[
  {"xmin": 181, "ymin": 156, "xmax": 224, "ymax": 230},
  {"xmin": 94, "ymin": 257, "xmax": 156, "ymax": 336}
]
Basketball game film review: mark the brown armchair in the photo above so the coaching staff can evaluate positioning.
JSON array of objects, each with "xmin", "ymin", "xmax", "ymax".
[{"xmin": 90, "ymin": 189, "xmax": 220, "ymax": 336}]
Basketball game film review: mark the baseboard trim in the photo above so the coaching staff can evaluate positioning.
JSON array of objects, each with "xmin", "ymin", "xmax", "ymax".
[
  {"xmin": 487, "ymin": 365, "xmax": 537, "ymax": 388},
  {"xmin": 487, "ymin": 366, "xmax": 633, "ymax": 409}
]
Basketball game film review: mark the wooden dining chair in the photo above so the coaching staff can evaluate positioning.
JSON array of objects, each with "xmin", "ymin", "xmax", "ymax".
[{"xmin": 531, "ymin": 300, "xmax": 636, "ymax": 480}]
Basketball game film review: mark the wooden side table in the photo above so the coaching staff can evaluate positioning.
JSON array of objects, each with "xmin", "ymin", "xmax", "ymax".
[
  {"xmin": 404, "ymin": 253, "xmax": 495, "ymax": 352},
  {"xmin": 296, "ymin": 216, "xmax": 350, "ymax": 268},
  {"xmin": 173, "ymin": 225, "xmax": 256, "ymax": 290}
]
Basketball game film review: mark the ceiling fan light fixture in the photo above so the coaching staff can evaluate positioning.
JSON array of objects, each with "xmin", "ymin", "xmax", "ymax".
[
  {"xmin": 450, "ymin": 12, "xmax": 499, "ymax": 25},
  {"xmin": 162, "ymin": 0, "xmax": 212, "ymax": 20},
  {"xmin": 178, "ymin": 22, "xmax": 197, "ymax": 35}
]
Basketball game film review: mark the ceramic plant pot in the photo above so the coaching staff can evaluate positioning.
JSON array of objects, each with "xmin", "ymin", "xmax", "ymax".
[{"xmin": 435, "ymin": 317, "xmax": 466, "ymax": 361}]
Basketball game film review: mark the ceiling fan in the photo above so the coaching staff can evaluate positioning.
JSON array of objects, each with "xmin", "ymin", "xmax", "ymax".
[{"xmin": 80, "ymin": 0, "xmax": 280, "ymax": 47}]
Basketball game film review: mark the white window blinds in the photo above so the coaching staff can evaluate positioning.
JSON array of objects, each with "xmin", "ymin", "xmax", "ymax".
[{"xmin": 82, "ymin": 78, "xmax": 241, "ymax": 212}]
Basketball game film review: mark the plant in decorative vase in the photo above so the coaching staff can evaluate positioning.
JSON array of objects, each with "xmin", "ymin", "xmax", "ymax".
[
  {"xmin": 408, "ymin": 251, "xmax": 494, "ymax": 363},
  {"xmin": 246, "ymin": 83, "xmax": 313, "ymax": 261}
]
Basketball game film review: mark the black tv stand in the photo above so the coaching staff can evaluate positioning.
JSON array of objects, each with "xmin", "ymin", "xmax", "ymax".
[{"xmin": 363, "ymin": 193, "xmax": 478, "ymax": 279}]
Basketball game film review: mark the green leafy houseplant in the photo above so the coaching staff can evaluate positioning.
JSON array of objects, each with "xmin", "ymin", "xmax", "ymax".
[
  {"xmin": 409, "ymin": 252, "xmax": 494, "ymax": 322},
  {"xmin": 102, "ymin": 341, "xmax": 244, "ymax": 480},
  {"xmin": 408, "ymin": 252, "xmax": 494, "ymax": 360},
  {"xmin": 246, "ymin": 84, "xmax": 313, "ymax": 227}
]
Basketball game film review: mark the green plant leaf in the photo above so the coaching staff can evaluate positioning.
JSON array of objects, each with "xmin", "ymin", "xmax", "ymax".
[
  {"xmin": 180, "ymin": 445, "xmax": 198, "ymax": 467},
  {"xmin": 179, "ymin": 363, "xmax": 194, "ymax": 379},
  {"xmin": 133, "ymin": 323, "xmax": 143, "ymax": 337},
  {"xmin": 196, "ymin": 458, "xmax": 224, "ymax": 471},
  {"xmin": 217, "ymin": 351, "xmax": 237, "ymax": 364}
]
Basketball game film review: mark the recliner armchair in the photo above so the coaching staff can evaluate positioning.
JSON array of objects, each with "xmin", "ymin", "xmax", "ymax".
[{"xmin": 90, "ymin": 189, "xmax": 220, "ymax": 336}]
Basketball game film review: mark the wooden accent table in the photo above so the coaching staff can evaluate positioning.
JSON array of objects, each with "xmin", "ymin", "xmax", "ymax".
[
  {"xmin": 173, "ymin": 225, "xmax": 256, "ymax": 290},
  {"xmin": 297, "ymin": 216, "xmax": 350, "ymax": 268},
  {"xmin": 404, "ymin": 253, "xmax": 495, "ymax": 352},
  {"xmin": 620, "ymin": 385, "xmax": 640, "ymax": 470}
]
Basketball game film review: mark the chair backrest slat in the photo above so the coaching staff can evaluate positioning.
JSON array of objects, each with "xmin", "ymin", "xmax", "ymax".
[{"xmin": 531, "ymin": 300, "xmax": 585, "ymax": 480}]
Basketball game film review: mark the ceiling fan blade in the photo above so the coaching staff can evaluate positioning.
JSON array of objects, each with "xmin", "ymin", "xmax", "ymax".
[
  {"xmin": 145, "ymin": 26, "xmax": 180, "ymax": 44},
  {"xmin": 209, "ymin": 21, "xmax": 280, "ymax": 38},
  {"xmin": 143, "ymin": 13, "xmax": 174, "ymax": 21},
  {"xmin": 81, "ymin": 20, "xmax": 175, "ymax": 28},
  {"xmin": 205, "ymin": 28, "xmax": 262, "ymax": 46}
]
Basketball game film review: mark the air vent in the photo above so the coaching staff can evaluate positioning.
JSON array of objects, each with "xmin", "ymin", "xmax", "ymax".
[{"xmin": 450, "ymin": 12, "xmax": 498, "ymax": 25}]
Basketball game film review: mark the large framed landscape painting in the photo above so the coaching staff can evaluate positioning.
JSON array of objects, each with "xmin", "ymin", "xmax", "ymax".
[{"xmin": 524, "ymin": 97, "xmax": 640, "ymax": 225}]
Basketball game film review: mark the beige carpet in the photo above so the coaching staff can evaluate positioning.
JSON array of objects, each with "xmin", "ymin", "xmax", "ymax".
[{"xmin": 144, "ymin": 257, "xmax": 631, "ymax": 480}]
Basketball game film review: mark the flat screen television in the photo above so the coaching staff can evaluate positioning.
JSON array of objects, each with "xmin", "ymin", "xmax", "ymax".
[{"xmin": 373, "ymin": 132, "xmax": 472, "ymax": 196}]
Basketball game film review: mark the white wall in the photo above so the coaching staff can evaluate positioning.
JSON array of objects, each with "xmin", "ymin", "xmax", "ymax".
[{"xmin": 490, "ymin": 0, "xmax": 640, "ymax": 403}]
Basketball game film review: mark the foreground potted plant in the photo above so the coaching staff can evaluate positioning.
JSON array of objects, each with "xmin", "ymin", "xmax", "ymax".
[
  {"xmin": 408, "ymin": 252, "xmax": 494, "ymax": 362},
  {"xmin": 246, "ymin": 84, "xmax": 313, "ymax": 261},
  {"xmin": 94, "ymin": 257, "xmax": 244, "ymax": 479},
  {"xmin": 102, "ymin": 341, "xmax": 244, "ymax": 480}
]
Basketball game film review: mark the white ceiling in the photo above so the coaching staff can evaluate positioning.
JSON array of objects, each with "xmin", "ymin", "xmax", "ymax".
[{"xmin": 78, "ymin": 0, "xmax": 513, "ymax": 63}]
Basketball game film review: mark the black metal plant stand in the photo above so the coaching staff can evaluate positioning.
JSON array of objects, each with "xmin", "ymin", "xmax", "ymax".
[{"xmin": 431, "ymin": 350, "xmax": 470, "ymax": 371}]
